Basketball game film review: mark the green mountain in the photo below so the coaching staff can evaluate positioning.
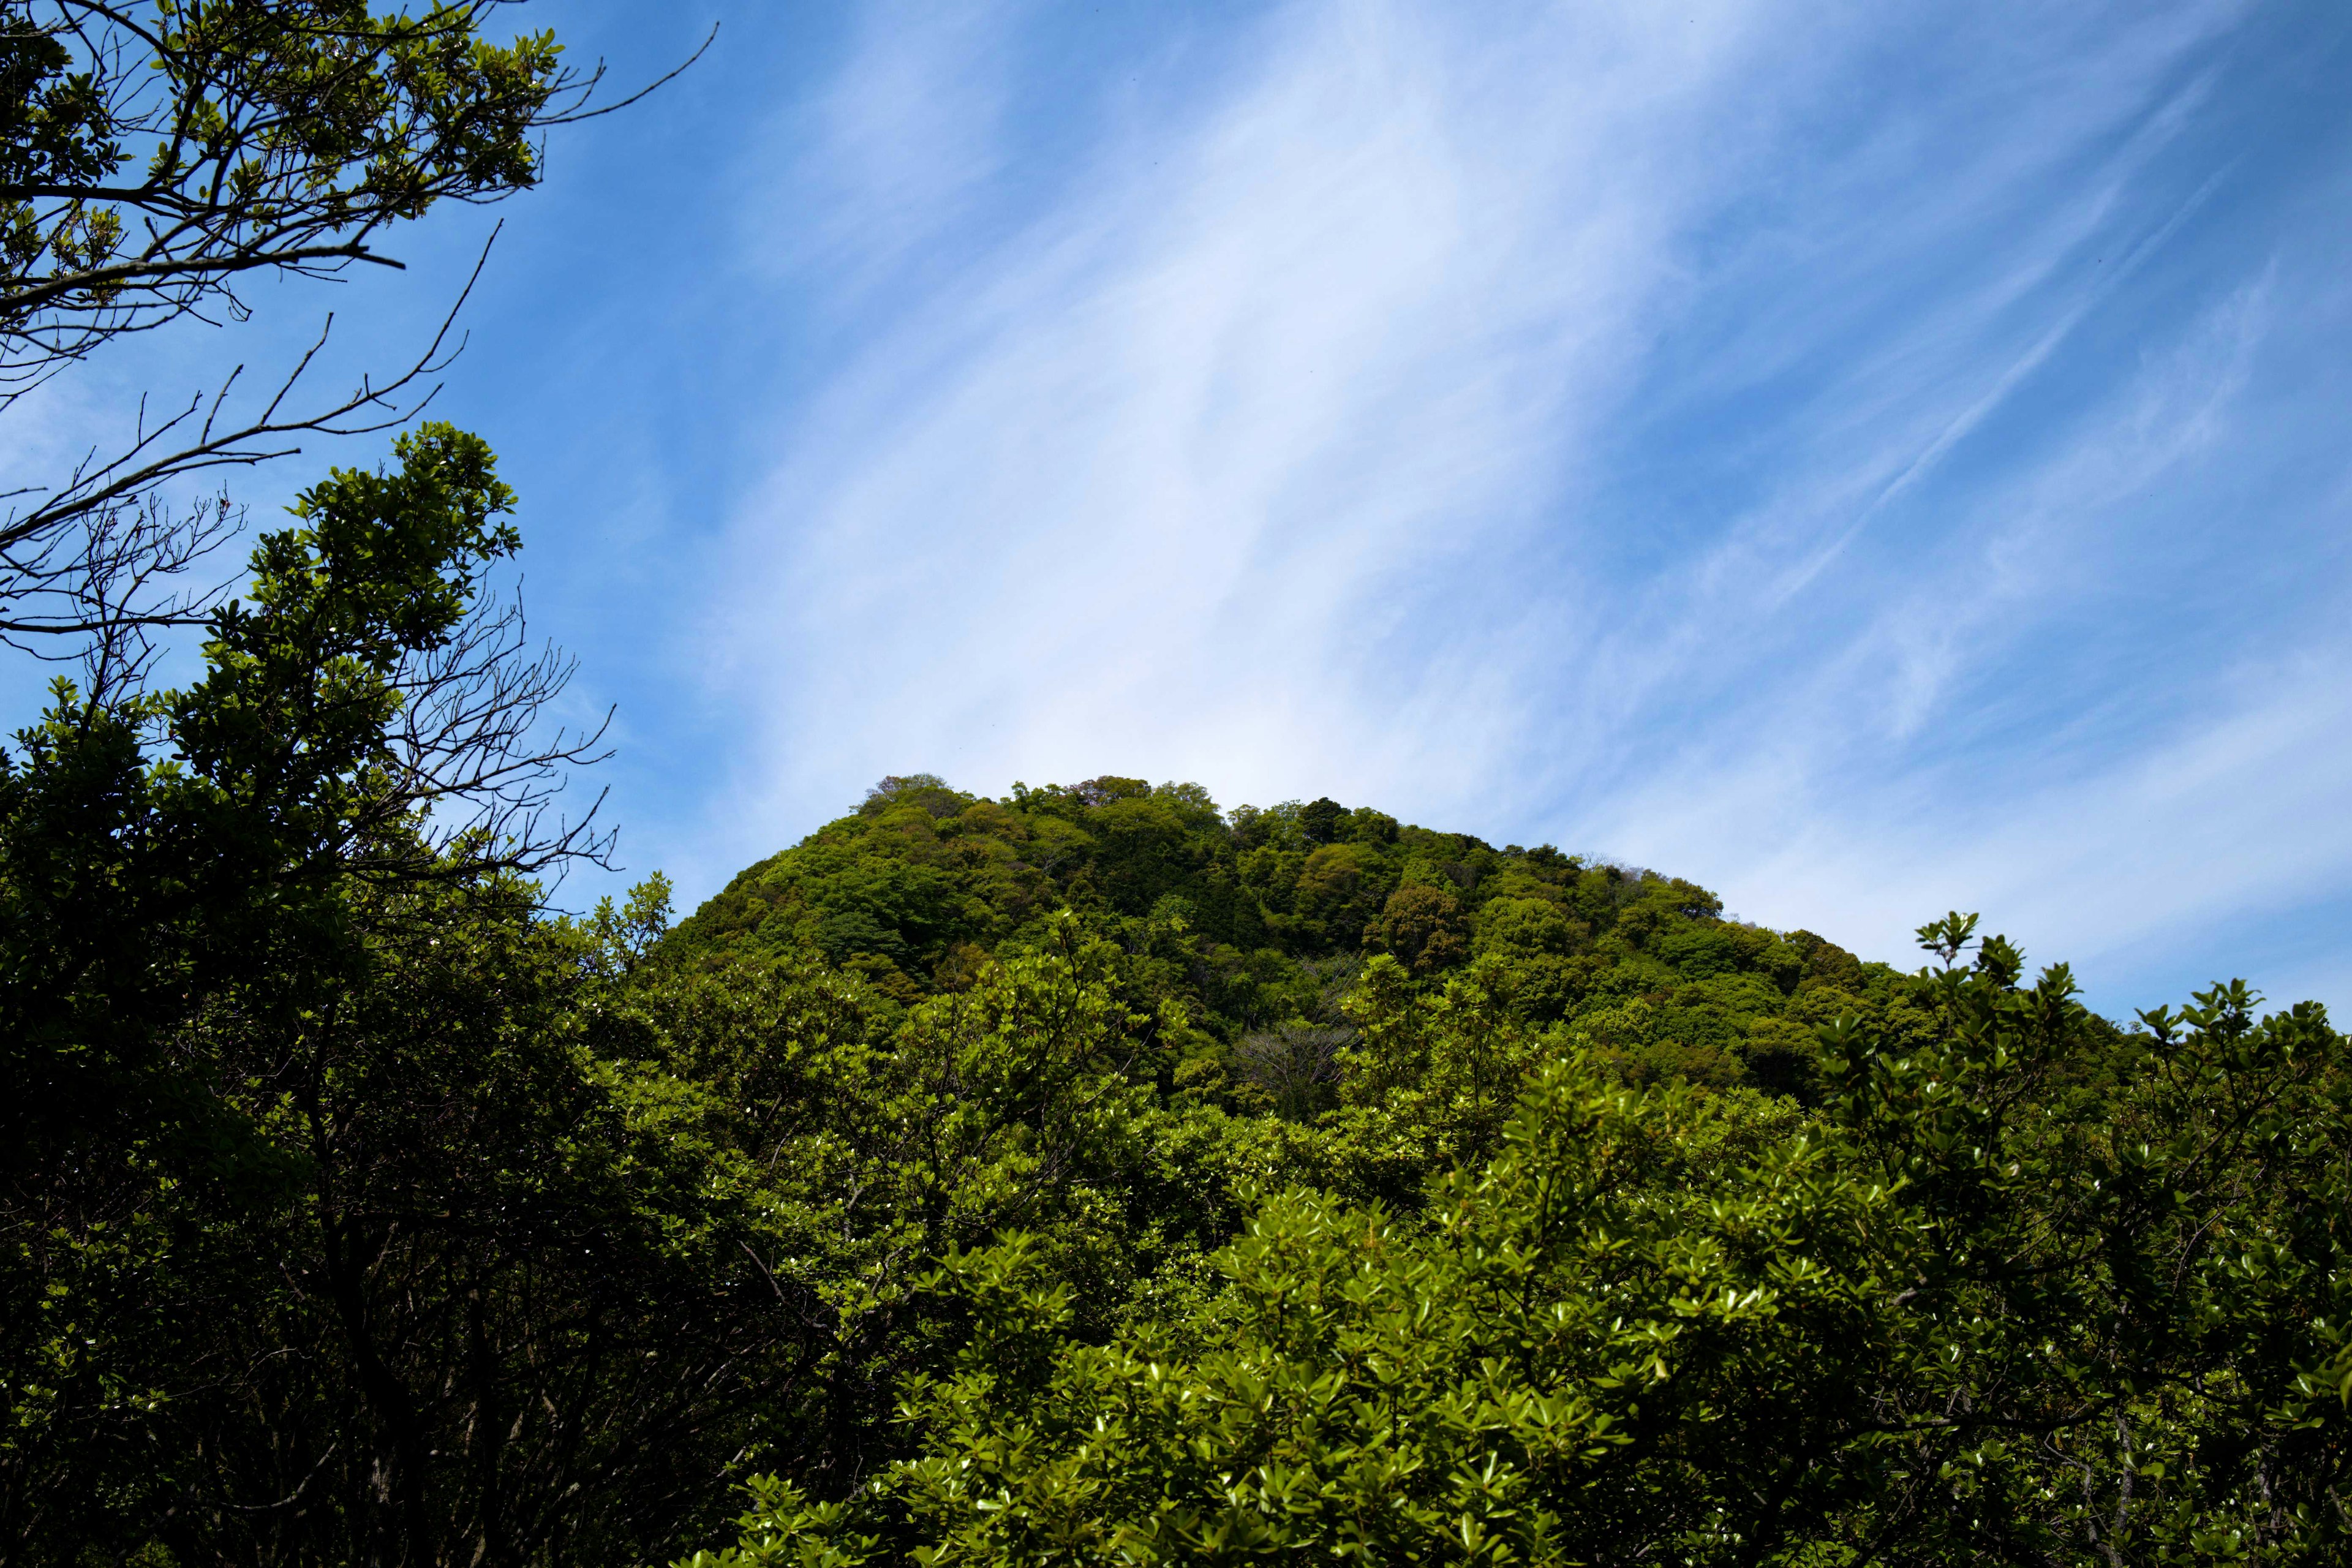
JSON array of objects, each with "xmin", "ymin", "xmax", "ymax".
[{"xmin": 669, "ymin": 771, "xmax": 1922, "ymax": 1104}]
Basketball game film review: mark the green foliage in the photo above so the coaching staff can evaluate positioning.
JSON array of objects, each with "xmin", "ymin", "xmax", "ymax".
[
  {"xmin": 0, "ymin": 0, "xmax": 570, "ymax": 336},
  {"xmin": 172, "ymin": 421, "xmax": 522, "ymax": 870},
  {"xmin": 0, "ymin": 427, "xmax": 742, "ymax": 1562},
  {"xmin": 688, "ymin": 924, "xmax": 2352, "ymax": 1567},
  {"xmin": 662, "ymin": 779, "xmax": 1918, "ymax": 1114},
  {"xmin": 1, "ymin": 426, "xmax": 504, "ymax": 1174}
]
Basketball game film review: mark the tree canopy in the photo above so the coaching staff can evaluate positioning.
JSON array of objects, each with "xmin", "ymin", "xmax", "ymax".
[
  {"xmin": 668, "ymin": 776, "xmax": 1921, "ymax": 1120},
  {"xmin": 12, "ymin": 699, "xmax": 2352, "ymax": 1564}
]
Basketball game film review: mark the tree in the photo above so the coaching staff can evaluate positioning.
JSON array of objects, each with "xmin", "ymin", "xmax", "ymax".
[
  {"xmin": 1367, "ymin": 882, "xmax": 1468, "ymax": 974},
  {"xmin": 0, "ymin": 426, "xmax": 627, "ymax": 1561},
  {"xmin": 0, "ymin": 0, "xmax": 659, "ymax": 1327},
  {"xmin": 0, "ymin": 0, "xmax": 703, "ymax": 647},
  {"xmin": 0, "ymin": 7, "xmax": 700, "ymax": 1557}
]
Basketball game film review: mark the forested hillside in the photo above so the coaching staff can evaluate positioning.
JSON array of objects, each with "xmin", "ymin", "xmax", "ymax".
[
  {"xmin": 650, "ymin": 776, "xmax": 2352, "ymax": 1566},
  {"xmin": 669, "ymin": 772, "xmax": 1918, "ymax": 1107}
]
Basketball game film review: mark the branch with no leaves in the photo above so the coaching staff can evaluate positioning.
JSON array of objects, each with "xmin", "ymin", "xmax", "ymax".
[{"xmin": 0, "ymin": 232, "xmax": 497, "ymax": 641}]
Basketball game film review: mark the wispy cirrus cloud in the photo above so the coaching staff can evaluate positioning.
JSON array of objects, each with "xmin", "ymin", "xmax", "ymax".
[
  {"xmin": 761, "ymin": 0, "xmax": 1033, "ymax": 290},
  {"xmin": 1567, "ymin": 262, "xmax": 2329, "ymax": 995},
  {"xmin": 704, "ymin": 0, "xmax": 1821, "ymax": 820}
]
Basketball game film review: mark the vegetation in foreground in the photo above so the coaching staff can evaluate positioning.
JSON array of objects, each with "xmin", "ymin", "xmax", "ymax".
[
  {"xmin": 660, "ymin": 791, "xmax": 2352, "ymax": 1566},
  {"xmin": 11, "ymin": 699, "xmax": 2352, "ymax": 1560}
]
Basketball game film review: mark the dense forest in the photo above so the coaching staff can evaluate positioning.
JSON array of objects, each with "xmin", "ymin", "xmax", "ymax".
[
  {"xmin": 4, "ymin": 4, "xmax": 2351, "ymax": 1565},
  {"xmin": 13, "ymin": 760, "xmax": 2352, "ymax": 1563},
  {"xmin": 674, "ymin": 772, "xmax": 1900, "ymax": 1095}
]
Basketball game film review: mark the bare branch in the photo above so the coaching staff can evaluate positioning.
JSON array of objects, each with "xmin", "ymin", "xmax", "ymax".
[{"xmin": 0, "ymin": 227, "xmax": 500, "ymax": 638}]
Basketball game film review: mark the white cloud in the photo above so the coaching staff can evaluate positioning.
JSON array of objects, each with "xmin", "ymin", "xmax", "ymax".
[
  {"xmin": 1623, "ymin": 641, "xmax": 2352, "ymax": 1008},
  {"xmin": 1576, "ymin": 276, "xmax": 2336, "ymax": 1004},
  {"xmin": 698, "ymin": 0, "xmax": 1815, "ymax": 858},
  {"xmin": 751, "ymin": 0, "xmax": 1030, "ymax": 295}
]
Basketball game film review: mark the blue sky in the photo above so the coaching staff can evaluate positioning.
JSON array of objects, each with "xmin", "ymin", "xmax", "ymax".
[{"xmin": 13, "ymin": 0, "xmax": 2352, "ymax": 1015}]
